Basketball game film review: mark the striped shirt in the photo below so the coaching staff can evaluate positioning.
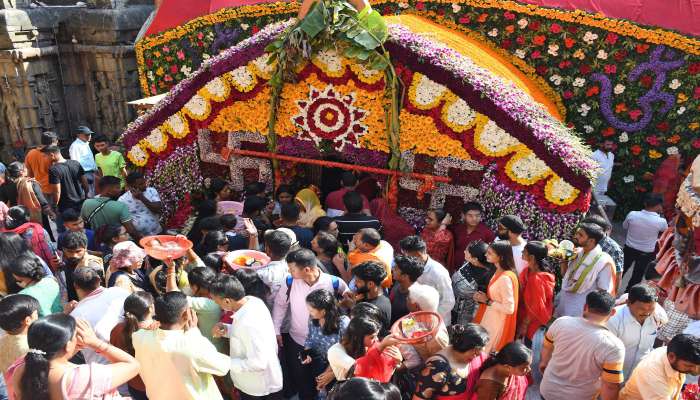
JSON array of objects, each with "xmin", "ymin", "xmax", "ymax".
[
  {"xmin": 541, "ymin": 316, "xmax": 625, "ymax": 400},
  {"xmin": 334, "ymin": 213, "xmax": 381, "ymax": 247}
]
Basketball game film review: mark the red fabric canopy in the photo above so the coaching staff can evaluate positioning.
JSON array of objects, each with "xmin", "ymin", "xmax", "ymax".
[
  {"xmin": 143, "ymin": 0, "xmax": 700, "ymax": 39},
  {"xmin": 522, "ymin": 0, "xmax": 700, "ymax": 37}
]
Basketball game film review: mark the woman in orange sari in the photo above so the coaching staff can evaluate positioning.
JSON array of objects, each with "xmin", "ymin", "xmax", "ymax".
[
  {"xmin": 473, "ymin": 241, "xmax": 518, "ymax": 353},
  {"xmin": 420, "ymin": 209, "xmax": 454, "ymax": 270},
  {"xmin": 516, "ymin": 241, "xmax": 555, "ymax": 345}
]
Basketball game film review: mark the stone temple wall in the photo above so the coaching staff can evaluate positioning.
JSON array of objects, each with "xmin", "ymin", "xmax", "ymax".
[{"xmin": 0, "ymin": 0, "xmax": 152, "ymax": 161}]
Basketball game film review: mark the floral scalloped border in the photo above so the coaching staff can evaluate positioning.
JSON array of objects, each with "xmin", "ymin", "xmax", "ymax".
[
  {"xmin": 123, "ymin": 19, "xmax": 295, "ymax": 149},
  {"xmin": 478, "ymin": 167, "xmax": 584, "ymax": 240},
  {"xmin": 406, "ymin": 10, "xmax": 567, "ymax": 120},
  {"xmin": 386, "ymin": 24, "xmax": 596, "ymax": 185},
  {"xmin": 127, "ymin": 20, "xmax": 596, "ymax": 191},
  {"xmin": 125, "ymin": 19, "xmax": 595, "ymax": 214}
]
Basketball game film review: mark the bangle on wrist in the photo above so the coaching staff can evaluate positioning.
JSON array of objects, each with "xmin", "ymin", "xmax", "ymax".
[{"xmin": 93, "ymin": 341, "xmax": 109, "ymax": 353}]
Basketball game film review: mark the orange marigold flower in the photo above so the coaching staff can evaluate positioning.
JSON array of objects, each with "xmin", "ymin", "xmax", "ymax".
[{"xmin": 666, "ymin": 134, "xmax": 681, "ymax": 144}]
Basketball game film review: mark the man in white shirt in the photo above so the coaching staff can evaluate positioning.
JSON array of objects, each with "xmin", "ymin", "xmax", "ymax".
[
  {"xmin": 555, "ymin": 223, "xmax": 616, "ymax": 317},
  {"xmin": 211, "ymin": 274, "xmax": 283, "ymax": 400},
  {"xmin": 118, "ymin": 171, "xmax": 163, "ymax": 237},
  {"xmin": 496, "ymin": 215, "xmax": 528, "ymax": 275},
  {"xmin": 398, "ymin": 235, "xmax": 455, "ymax": 324},
  {"xmin": 592, "ymin": 139, "xmax": 617, "ymax": 220},
  {"xmin": 68, "ymin": 126, "xmax": 97, "ymax": 198},
  {"xmin": 67, "ymin": 267, "xmax": 129, "ymax": 365},
  {"xmin": 133, "ymin": 291, "xmax": 230, "ymax": 400},
  {"xmin": 622, "ymin": 193, "xmax": 668, "ymax": 292},
  {"xmin": 607, "ymin": 284, "xmax": 668, "ymax": 381},
  {"xmin": 540, "ymin": 290, "xmax": 625, "ymax": 400},
  {"xmin": 256, "ymin": 230, "xmax": 292, "ymax": 309}
]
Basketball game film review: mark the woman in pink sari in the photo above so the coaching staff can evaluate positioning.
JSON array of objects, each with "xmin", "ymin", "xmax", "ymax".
[
  {"xmin": 472, "ymin": 342, "xmax": 531, "ymax": 400},
  {"xmin": 369, "ymin": 197, "xmax": 415, "ymax": 250},
  {"xmin": 8, "ymin": 314, "xmax": 139, "ymax": 400}
]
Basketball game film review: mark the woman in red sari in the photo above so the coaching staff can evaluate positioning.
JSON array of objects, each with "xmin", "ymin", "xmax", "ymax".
[
  {"xmin": 516, "ymin": 241, "xmax": 555, "ymax": 344},
  {"xmin": 421, "ymin": 209, "xmax": 454, "ymax": 270},
  {"xmin": 651, "ymin": 153, "xmax": 684, "ymax": 220},
  {"xmin": 472, "ymin": 342, "xmax": 531, "ymax": 400},
  {"xmin": 369, "ymin": 197, "xmax": 415, "ymax": 251}
]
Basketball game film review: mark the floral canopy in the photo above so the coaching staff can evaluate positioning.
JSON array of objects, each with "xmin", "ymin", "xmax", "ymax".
[{"xmin": 122, "ymin": 14, "xmax": 598, "ymax": 239}]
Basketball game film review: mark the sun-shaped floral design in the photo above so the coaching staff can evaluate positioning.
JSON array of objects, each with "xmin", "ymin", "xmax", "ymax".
[{"xmin": 292, "ymin": 85, "xmax": 368, "ymax": 151}]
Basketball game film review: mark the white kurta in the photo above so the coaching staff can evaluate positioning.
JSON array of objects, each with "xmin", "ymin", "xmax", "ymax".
[{"xmin": 607, "ymin": 303, "xmax": 668, "ymax": 381}]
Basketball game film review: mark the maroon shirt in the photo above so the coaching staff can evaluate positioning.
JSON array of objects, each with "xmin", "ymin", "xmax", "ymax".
[
  {"xmin": 451, "ymin": 222, "xmax": 496, "ymax": 270},
  {"xmin": 325, "ymin": 188, "xmax": 370, "ymax": 211}
]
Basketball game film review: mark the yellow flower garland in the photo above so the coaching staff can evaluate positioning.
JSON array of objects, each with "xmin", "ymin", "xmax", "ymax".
[{"xmin": 544, "ymin": 174, "xmax": 580, "ymax": 205}]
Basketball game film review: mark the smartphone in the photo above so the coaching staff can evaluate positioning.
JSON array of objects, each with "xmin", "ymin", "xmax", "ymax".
[{"xmin": 298, "ymin": 348, "xmax": 311, "ymax": 362}]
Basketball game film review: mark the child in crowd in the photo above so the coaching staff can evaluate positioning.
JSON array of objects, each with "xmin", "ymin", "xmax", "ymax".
[
  {"xmin": 97, "ymin": 224, "xmax": 129, "ymax": 265},
  {"xmin": 0, "ymin": 294, "xmax": 40, "ymax": 381},
  {"xmin": 58, "ymin": 208, "xmax": 99, "ymax": 254},
  {"xmin": 221, "ymin": 214, "xmax": 247, "ymax": 251}
]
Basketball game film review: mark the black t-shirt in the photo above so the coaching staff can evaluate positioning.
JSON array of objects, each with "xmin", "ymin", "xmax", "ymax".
[
  {"xmin": 226, "ymin": 232, "xmax": 248, "ymax": 251},
  {"xmin": 389, "ymin": 285, "xmax": 410, "ymax": 325},
  {"xmin": 49, "ymin": 160, "xmax": 85, "ymax": 210},
  {"xmin": 362, "ymin": 294, "xmax": 392, "ymax": 336},
  {"xmin": 334, "ymin": 213, "xmax": 382, "ymax": 248}
]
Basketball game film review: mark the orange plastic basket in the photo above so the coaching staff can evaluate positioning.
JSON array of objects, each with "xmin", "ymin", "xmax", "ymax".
[
  {"xmin": 139, "ymin": 235, "xmax": 193, "ymax": 260},
  {"xmin": 222, "ymin": 250, "xmax": 271, "ymax": 270},
  {"xmin": 390, "ymin": 311, "xmax": 442, "ymax": 344}
]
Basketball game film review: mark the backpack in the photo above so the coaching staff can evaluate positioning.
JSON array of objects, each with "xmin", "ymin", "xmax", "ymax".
[
  {"xmin": 285, "ymin": 274, "xmax": 341, "ymax": 301},
  {"xmin": 84, "ymin": 198, "xmax": 112, "ymax": 230}
]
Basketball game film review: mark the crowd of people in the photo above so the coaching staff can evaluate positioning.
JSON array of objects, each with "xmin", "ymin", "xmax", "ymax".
[{"xmin": 0, "ymin": 127, "xmax": 697, "ymax": 400}]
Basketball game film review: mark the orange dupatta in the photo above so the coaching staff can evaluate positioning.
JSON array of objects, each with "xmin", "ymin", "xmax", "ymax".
[
  {"xmin": 519, "ymin": 269, "xmax": 555, "ymax": 340},
  {"xmin": 473, "ymin": 270, "xmax": 519, "ymax": 351},
  {"xmin": 15, "ymin": 177, "xmax": 42, "ymax": 223}
]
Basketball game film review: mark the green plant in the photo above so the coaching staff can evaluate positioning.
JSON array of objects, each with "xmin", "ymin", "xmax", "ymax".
[{"xmin": 264, "ymin": 0, "xmax": 403, "ymax": 185}]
